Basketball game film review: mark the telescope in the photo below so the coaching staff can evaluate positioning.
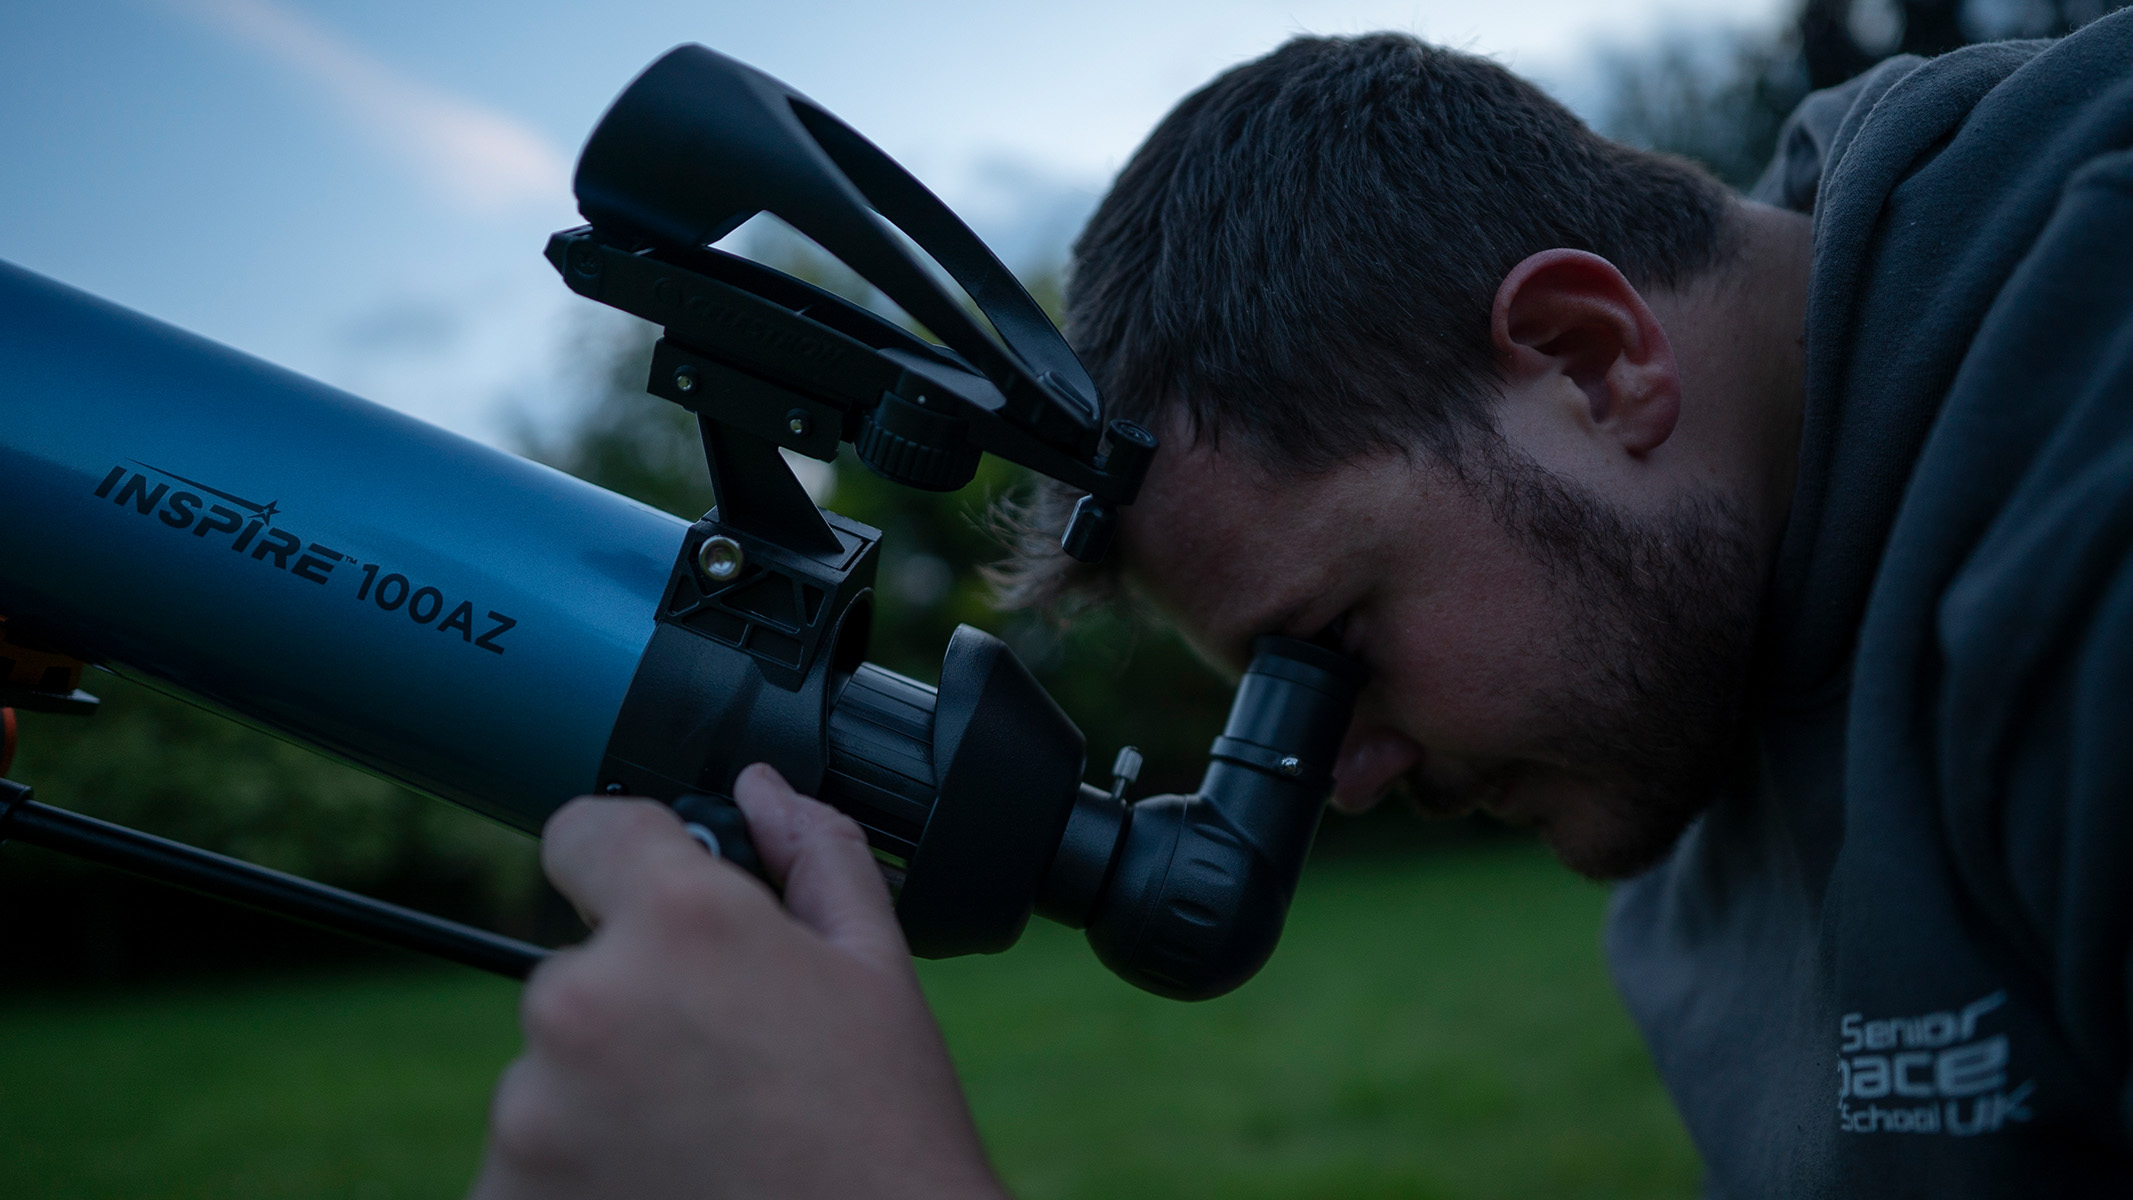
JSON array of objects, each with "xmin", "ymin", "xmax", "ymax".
[{"xmin": 0, "ymin": 46, "xmax": 1360, "ymax": 1000}]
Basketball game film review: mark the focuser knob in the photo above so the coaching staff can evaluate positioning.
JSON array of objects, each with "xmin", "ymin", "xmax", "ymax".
[{"xmin": 855, "ymin": 393, "xmax": 981, "ymax": 492}]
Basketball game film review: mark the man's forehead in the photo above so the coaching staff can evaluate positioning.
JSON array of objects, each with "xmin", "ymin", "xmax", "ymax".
[{"xmin": 1118, "ymin": 427, "xmax": 1375, "ymax": 654}]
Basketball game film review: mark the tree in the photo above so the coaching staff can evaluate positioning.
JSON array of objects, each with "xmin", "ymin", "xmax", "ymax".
[
  {"xmin": 1601, "ymin": 0, "xmax": 2126, "ymax": 188},
  {"xmin": 1799, "ymin": 0, "xmax": 2119, "ymax": 90}
]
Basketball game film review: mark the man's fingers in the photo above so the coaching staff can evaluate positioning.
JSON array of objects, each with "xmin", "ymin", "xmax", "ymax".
[
  {"xmin": 541, "ymin": 797, "xmax": 706, "ymax": 927},
  {"xmin": 542, "ymin": 783, "xmax": 905, "ymax": 975},
  {"xmin": 731, "ymin": 763, "xmax": 910, "ymax": 972}
]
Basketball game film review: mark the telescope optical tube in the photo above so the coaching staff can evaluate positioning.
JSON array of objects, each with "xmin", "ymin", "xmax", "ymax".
[{"xmin": 0, "ymin": 260, "xmax": 681, "ymax": 832}]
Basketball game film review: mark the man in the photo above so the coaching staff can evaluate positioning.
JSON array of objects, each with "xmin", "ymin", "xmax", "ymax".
[{"xmin": 472, "ymin": 16, "xmax": 2133, "ymax": 1198}]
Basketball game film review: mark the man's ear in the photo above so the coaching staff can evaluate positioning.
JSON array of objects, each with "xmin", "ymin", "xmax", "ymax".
[{"xmin": 1490, "ymin": 249, "xmax": 1680, "ymax": 457}]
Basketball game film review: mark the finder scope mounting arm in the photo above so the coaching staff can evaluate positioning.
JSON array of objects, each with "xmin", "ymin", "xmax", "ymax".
[{"xmin": 549, "ymin": 44, "xmax": 1157, "ymax": 563}]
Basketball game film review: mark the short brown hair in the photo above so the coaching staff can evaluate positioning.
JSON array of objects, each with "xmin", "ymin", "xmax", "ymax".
[{"xmin": 992, "ymin": 32, "xmax": 1737, "ymax": 611}]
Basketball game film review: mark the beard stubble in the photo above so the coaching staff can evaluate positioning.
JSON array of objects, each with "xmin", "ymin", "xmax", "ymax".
[{"xmin": 1397, "ymin": 446, "xmax": 1767, "ymax": 880}]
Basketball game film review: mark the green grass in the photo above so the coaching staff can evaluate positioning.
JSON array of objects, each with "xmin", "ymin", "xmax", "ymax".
[
  {"xmin": 0, "ymin": 970, "xmax": 518, "ymax": 1198},
  {"xmin": 0, "ymin": 841, "xmax": 1698, "ymax": 1198}
]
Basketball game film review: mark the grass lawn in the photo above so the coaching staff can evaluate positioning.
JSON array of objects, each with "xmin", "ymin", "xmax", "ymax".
[{"xmin": 0, "ymin": 840, "xmax": 1699, "ymax": 1198}]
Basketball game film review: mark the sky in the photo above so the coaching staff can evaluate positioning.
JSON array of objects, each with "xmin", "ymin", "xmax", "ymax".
[{"xmin": 0, "ymin": 0, "xmax": 1790, "ymax": 446}]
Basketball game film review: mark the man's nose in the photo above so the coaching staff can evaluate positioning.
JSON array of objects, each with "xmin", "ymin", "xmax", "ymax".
[{"xmin": 1331, "ymin": 724, "xmax": 1425, "ymax": 813}]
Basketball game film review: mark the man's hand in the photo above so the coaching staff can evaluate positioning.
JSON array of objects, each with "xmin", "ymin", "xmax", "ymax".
[{"xmin": 470, "ymin": 764, "xmax": 1007, "ymax": 1200}]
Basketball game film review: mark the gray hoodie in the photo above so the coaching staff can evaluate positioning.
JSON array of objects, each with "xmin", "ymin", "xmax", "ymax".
[{"xmin": 1606, "ymin": 12, "xmax": 2133, "ymax": 1196}]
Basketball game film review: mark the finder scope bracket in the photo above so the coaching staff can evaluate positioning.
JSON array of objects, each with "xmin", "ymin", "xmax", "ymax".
[{"xmin": 545, "ymin": 42, "xmax": 1156, "ymax": 566}]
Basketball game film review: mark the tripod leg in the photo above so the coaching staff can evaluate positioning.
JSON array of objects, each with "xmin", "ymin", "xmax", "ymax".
[{"xmin": 0, "ymin": 780, "xmax": 549, "ymax": 980}]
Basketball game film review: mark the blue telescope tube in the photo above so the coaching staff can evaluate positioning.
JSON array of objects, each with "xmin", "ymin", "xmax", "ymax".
[{"xmin": 0, "ymin": 259, "xmax": 684, "ymax": 832}]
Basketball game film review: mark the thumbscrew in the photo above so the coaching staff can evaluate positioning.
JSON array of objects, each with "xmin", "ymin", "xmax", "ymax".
[{"xmin": 1108, "ymin": 746, "xmax": 1143, "ymax": 804}]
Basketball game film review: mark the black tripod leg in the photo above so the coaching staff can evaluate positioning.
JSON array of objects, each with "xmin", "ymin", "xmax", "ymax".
[{"xmin": 0, "ymin": 779, "xmax": 549, "ymax": 980}]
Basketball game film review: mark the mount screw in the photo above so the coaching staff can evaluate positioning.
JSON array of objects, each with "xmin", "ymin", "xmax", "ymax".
[
  {"xmin": 786, "ymin": 409, "xmax": 811, "ymax": 437},
  {"xmin": 1108, "ymin": 745, "xmax": 1144, "ymax": 804},
  {"xmin": 674, "ymin": 367, "xmax": 697, "ymax": 393},
  {"xmin": 696, "ymin": 535, "xmax": 744, "ymax": 583}
]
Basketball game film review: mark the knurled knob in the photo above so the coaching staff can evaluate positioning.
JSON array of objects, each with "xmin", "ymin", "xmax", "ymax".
[{"xmin": 855, "ymin": 395, "xmax": 980, "ymax": 491}]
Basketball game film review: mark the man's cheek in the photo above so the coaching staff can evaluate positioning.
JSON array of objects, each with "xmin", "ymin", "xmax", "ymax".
[
  {"xmin": 1375, "ymin": 618, "xmax": 1563, "ymax": 748},
  {"xmin": 1377, "ymin": 668, "xmax": 1548, "ymax": 762}
]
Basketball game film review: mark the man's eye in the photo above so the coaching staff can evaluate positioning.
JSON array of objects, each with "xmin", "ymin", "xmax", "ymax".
[{"xmin": 1310, "ymin": 611, "xmax": 1353, "ymax": 653}]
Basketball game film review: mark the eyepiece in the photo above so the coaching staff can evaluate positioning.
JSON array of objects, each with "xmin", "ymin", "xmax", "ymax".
[{"xmin": 1073, "ymin": 637, "xmax": 1363, "ymax": 999}]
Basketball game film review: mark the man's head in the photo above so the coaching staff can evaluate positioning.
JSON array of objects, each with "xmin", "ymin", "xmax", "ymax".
[{"xmin": 996, "ymin": 34, "xmax": 1811, "ymax": 879}]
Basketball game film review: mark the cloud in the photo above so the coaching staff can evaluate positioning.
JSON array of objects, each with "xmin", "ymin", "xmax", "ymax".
[{"xmin": 171, "ymin": 0, "xmax": 570, "ymax": 214}]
